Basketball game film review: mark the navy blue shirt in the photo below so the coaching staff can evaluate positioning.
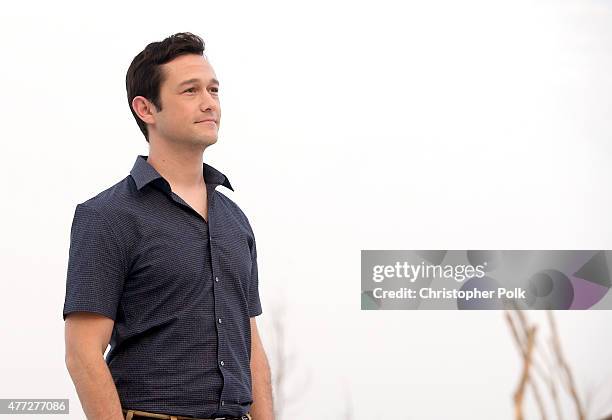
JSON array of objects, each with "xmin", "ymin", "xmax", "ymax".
[{"xmin": 63, "ymin": 155, "xmax": 262, "ymax": 418}]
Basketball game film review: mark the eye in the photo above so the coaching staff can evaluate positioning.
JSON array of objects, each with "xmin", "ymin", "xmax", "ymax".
[
  {"xmin": 210, "ymin": 87, "xmax": 219, "ymax": 94},
  {"xmin": 184, "ymin": 87, "xmax": 196, "ymax": 93}
]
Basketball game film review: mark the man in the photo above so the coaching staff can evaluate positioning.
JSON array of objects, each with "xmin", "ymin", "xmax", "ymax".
[{"xmin": 63, "ymin": 32, "xmax": 274, "ymax": 420}]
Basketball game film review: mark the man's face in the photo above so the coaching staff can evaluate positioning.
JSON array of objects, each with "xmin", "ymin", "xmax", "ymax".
[{"xmin": 151, "ymin": 54, "xmax": 220, "ymax": 148}]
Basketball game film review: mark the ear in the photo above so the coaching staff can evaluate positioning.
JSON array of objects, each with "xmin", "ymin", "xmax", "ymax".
[{"xmin": 131, "ymin": 96, "xmax": 157, "ymax": 125}]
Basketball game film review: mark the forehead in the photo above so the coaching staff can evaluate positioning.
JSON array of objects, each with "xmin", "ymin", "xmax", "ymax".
[{"xmin": 160, "ymin": 54, "xmax": 217, "ymax": 86}]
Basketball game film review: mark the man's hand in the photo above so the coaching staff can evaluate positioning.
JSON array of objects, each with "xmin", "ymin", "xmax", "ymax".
[{"xmin": 249, "ymin": 317, "xmax": 274, "ymax": 420}]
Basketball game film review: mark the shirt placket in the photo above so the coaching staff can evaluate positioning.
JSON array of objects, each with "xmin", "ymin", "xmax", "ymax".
[
  {"xmin": 165, "ymin": 181, "xmax": 228, "ymax": 411},
  {"xmin": 207, "ymin": 184, "xmax": 228, "ymax": 411}
]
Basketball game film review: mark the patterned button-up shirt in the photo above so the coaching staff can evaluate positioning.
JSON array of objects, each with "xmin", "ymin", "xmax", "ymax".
[{"xmin": 63, "ymin": 155, "xmax": 262, "ymax": 418}]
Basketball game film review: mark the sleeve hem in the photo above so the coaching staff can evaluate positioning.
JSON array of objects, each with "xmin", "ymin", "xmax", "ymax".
[
  {"xmin": 248, "ymin": 306, "xmax": 263, "ymax": 317},
  {"xmin": 63, "ymin": 307, "xmax": 117, "ymax": 322}
]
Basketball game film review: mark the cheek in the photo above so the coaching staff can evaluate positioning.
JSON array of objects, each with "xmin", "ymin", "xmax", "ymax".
[{"xmin": 166, "ymin": 105, "xmax": 192, "ymax": 124}]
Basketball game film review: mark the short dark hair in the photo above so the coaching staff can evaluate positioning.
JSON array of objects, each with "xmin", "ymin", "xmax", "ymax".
[{"xmin": 126, "ymin": 32, "xmax": 205, "ymax": 142}]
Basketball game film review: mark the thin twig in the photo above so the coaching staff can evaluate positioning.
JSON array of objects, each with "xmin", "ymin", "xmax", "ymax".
[
  {"xmin": 547, "ymin": 311, "xmax": 586, "ymax": 420},
  {"xmin": 505, "ymin": 311, "xmax": 548, "ymax": 420},
  {"xmin": 514, "ymin": 325, "xmax": 536, "ymax": 420}
]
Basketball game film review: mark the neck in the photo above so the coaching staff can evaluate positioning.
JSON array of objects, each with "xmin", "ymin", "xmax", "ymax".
[{"xmin": 146, "ymin": 140, "xmax": 206, "ymax": 190}]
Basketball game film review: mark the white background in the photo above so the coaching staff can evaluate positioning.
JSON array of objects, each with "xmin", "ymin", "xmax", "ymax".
[{"xmin": 1, "ymin": 1, "xmax": 612, "ymax": 419}]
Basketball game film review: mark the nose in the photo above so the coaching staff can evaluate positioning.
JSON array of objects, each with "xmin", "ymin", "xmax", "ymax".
[{"xmin": 199, "ymin": 89, "xmax": 219, "ymax": 113}]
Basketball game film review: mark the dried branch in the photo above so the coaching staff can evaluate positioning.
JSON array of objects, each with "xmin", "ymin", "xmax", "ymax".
[
  {"xmin": 546, "ymin": 311, "xmax": 586, "ymax": 420},
  {"xmin": 505, "ymin": 311, "xmax": 548, "ymax": 420},
  {"xmin": 513, "ymin": 323, "xmax": 537, "ymax": 420}
]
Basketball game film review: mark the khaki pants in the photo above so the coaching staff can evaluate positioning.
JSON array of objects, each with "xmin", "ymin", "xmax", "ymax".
[{"xmin": 122, "ymin": 408, "xmax": 252, "ymax": 420}]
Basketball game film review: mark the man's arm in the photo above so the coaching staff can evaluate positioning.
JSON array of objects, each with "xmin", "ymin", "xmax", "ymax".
[
  {"xmin": 64, "ymin": 312, "xmax": 124, "ymax": 420},
  {"xmin": 249, "ymin": 317, "xmax": 274, "ymax": 420}
]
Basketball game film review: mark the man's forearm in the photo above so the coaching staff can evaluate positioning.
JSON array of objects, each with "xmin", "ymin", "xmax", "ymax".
[
  {"xmin": 250, "ymin": 350, "xmax": 274, "ymax": 420},
  {"xmin": 66, "ymin": 352, "xmax": 124, "ymax": 420}
]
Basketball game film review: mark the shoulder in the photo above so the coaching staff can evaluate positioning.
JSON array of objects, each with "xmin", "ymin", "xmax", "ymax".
[
  {"xmin": 214, "ymin": 188, "xmax": 255, "ymax": 234},
  {"xmin": 71, "ymin": 176, "xmax": 134, "ymax": 230}
]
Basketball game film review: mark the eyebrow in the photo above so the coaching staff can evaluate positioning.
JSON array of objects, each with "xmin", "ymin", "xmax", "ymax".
[{"xmin": 177, "ymin": 78, "xmax": 219, "ymax": 88}]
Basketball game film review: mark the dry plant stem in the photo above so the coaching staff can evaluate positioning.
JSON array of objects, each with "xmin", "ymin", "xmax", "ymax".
[
  {"xmin": 506, "ymin": 312, "xmax": 548, "ymax": 420},
  {"xmin": 505, "ymin": 311, "xmax": 548, "ymax": 380},
  {"xmin": 511, "ymin": 306, "xmax": 565, "ymax": 420},
  {"xmin": 538, "ymin": 335, "xmax": 565, "ymax": 420},
  {"xmin": 531, "ymin": 373, "xmax": 548, "ymax": 420},
  {"xmin": 547, "ymin": 371, "xmax": 564, "ymax": 420},
  {"xmin": 514, "ymin": 324, "xmax": 537, "ymax": 420},
  {"xmin": 546, "ymin": 311, "xmax": 586, "ymax": 420},
  {"xmin": 510, "ymin": 301, "xmax": 557, "ymax": 383}
]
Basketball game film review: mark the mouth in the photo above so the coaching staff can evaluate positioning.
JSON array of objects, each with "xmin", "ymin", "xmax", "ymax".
[{"xmin": 195, "ymin": 119, "xmax": 217, "ymax": 125}]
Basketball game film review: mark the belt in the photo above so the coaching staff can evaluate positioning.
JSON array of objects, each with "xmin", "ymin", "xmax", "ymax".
[{"xmin": 122, "ymin": 408, "xmax": 252, "ymax": 420}]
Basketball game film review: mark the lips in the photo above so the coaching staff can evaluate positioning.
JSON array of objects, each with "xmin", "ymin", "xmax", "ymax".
[{"xmin": 195, "ymin": 119, "xmax": 217, "ymax": 124}]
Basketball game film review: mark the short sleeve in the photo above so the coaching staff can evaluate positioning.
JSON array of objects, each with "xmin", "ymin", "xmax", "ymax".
[
  {"xmin": 248, "ymin": 236, "xmax": 263, "ymax": 317},
  {"xmin": 62, "ymin": 203, "xmax": 127, "ymax": 321}
]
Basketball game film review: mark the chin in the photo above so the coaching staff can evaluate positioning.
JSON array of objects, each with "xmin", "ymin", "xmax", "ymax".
[
  {"xmin": 186, "ymin": 132, "xmax": 218, "ymax": 146},
  {"xmin": 197, "ymin": 136, "xmax": 218, "ymax": 147}
]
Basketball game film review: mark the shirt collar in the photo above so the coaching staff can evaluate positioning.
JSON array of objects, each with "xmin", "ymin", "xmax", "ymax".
[{"xmin": 129, "ymin": 155, "xmax": 234, "ymax": 192}]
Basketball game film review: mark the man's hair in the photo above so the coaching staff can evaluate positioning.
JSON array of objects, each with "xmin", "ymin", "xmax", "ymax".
[{"xmin": 126, "ymin": 32, "xmax": 205, "ymax": 142}]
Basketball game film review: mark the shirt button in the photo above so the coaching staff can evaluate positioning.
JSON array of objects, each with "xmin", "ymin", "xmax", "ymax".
[
  {"xmin": 218, "ymin": 318, "xmax": 222, "ymax": 324},
  {"xmin": 215, "ymin": 276, "xmax": 219, "ymax": 282},
  {"xmin": 221, "ymin": 401, "xmax": 225, "ymax": 406},
  {"xmin": 220, "ymin": 360, "xmax": 224, "ymax": 366}
]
